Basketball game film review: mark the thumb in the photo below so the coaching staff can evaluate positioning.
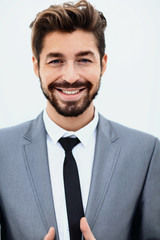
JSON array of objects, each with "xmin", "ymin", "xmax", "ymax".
[
  {"xmin": 44, "ymin": 227, "xmax": 55, "ymax": 240},
  {"xmin": 80, "ymin": 217, "xmax": 96, "ymax": 240}
]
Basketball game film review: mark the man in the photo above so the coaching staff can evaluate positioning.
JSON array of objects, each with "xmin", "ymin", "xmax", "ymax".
[{"xmin": 0, "ymin": 0, "xmax": 160, "ymax": 239}]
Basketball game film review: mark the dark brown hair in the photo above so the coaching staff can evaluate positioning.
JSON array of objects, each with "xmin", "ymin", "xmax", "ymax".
[{"xmin": 30, "ymin": 0, "xmax": 107, "ymax": 63}]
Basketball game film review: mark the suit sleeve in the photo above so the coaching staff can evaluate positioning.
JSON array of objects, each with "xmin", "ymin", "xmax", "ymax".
[
  {"xmin": 0, "ymin": 207, "xmax": 2, "ymax": 239},
  {"xmin": 0, "ymin": 199, "xmax": 6, "ymax": 239},
  {"xmin": 138, "ymin": 138, "xmax": 160, "ymax": 239}
]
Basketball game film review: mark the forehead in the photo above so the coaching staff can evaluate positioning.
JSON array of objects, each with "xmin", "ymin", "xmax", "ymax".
[{"xmin": 41, "ymin": 29, "xmax": 99, "ymax": 57}]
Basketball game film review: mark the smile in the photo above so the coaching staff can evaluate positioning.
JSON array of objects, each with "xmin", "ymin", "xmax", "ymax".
[
  {"xmin": 54, "ymin": 87, "xmax": 87, "ymax": 101},
  {"xmin": 57, "ymin": 88, "xmax": 85, "ymax": 95},
  {"xmin": 62, "ymin": 90, "xmax": 80, "ymax": 95}
]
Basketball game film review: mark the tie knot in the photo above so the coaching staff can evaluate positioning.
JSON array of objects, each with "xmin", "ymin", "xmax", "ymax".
[{"xmin": 59, "ymin": 137, "xmax": 80, "ymax": 152}]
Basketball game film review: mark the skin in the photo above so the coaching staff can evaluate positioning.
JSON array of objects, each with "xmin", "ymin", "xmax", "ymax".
[
  {"xmin": 33, "ymin": 29, "xmax": 107, "ymax": 131},
  {"xmin": 44, "ymin": 218, "xmax": 96, "ymax": 240},
  {"xmin": 32, "ymin": 29, "xmax": 107, "ymax": 239}
]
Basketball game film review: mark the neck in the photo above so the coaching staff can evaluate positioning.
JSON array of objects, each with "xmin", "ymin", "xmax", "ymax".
[{"xmin": 46, "ymin": 102, "xmax": 95, "ymax": 131}]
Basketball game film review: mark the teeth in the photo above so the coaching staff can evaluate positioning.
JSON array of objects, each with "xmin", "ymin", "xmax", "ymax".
[{"xmin": 62, "ymin": 90, "xmax": 80, "ymax": 95}]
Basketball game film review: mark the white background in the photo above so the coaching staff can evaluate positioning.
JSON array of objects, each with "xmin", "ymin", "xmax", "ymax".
[{"xmin": 0, "ymin": 0, "xmax": 160, "ymax": 138}]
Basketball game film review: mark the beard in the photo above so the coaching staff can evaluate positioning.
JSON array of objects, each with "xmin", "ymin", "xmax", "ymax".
[{"xmin": 40, "ymin": 78, "xmax": 101, "ymax": 117}]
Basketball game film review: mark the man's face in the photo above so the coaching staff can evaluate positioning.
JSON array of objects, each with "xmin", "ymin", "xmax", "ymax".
[{"xmin": 33, "ymin": 29, "xmax": 107, "ymax": 117}]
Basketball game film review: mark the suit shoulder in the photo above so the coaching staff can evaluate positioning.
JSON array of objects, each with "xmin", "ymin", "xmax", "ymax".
[
  {"xmin": 0, "ymin": 120, "xmax": 32, "ymax": 142},
  {"xmin": 99, "ymin": 114, "xmax": 159, "ymax": 149}
]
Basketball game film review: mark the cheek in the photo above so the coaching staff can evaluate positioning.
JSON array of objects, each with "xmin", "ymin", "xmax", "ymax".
[
  {"xmin": 84, "ymin": 68, "xmax": 101, "ymax": 85},
  {"xmin": 40, "ymin": 69, "xmax": 58, "ymax": 86}
]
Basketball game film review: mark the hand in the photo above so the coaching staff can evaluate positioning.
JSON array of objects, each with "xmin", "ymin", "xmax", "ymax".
[
  {"xmin": 43, "ymin": 218, "xmax": 95, "ymax": 240},
  {"xmin": 44, "ymin": 227, "xmax": 55, "ymax": 240},
  {"xmin": 80, "ymin": 217, "xmax": 96, "ymax": 240}
]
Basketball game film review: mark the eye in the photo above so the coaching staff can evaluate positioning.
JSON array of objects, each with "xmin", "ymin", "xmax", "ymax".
[
  {"xmin": 49, "ymin": 59, "xmax": 63, "ymax": 64},
  {"xmin": 78, "ymin": 58, "xmax": 92, "ymax": 63}
]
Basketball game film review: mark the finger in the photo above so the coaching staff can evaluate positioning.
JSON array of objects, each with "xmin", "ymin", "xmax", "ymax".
[
  {"xmin": 44, "ymin": 227, "xmax": 55, "ymax": 240},
  {"xmin": 80, "ymin": 217, "xmax": 96, "ymax": 240}
]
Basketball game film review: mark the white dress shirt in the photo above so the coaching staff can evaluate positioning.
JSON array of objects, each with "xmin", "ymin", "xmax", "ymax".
[{"xmin": 43, "ymin": 109, "xmax": 98, "ymax": 240}]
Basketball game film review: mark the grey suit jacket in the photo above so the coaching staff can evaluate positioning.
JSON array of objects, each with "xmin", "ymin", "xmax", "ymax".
[{"xmin": 0, "ymin": 113, "xmax": 160, "ymax": 240}]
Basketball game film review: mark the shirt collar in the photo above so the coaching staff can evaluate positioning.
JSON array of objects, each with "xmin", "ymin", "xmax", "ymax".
[{"xmin": 43, "ymin": 108, "xmax": 99, "ymax": 147}]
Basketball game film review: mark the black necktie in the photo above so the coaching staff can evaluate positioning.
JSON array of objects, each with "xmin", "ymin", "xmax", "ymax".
[{"xmin": 59, "ymin": 137, "xmax": 84, "ymax": 240}]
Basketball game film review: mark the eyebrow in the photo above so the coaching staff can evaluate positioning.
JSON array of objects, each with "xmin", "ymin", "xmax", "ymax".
[
  {"xmin": 45, "ymin": 51, "xmax": 95, "ymax": 61},
  {"xmin": 75, "ymin": 51, "xmax": 95, "ymax": 57},
  {"xmin": 45, "ymin": 52, "xmax": 64, "ymax": 61}
]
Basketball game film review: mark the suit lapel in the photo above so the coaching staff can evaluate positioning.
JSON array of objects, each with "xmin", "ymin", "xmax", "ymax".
[
  {"xmin": 22, "ymin": 113, "xmax": 120, "ymax": 237},
  {"xmin": 85, "ymin": 114, "xmax": 120, "ymax": 229},
  {"xmin": 23, "ymin": 113, "xmax": 59, "ymax": 238}
]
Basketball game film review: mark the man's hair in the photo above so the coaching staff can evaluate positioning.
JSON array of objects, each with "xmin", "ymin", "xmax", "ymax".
[{"xmin": 30, "ymin": 0, "xmax": 107, "ymax": 63}]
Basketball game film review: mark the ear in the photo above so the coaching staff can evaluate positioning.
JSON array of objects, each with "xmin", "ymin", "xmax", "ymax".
[
  {"xmin": 32, "ymin": 56, "xmax": 39, "ymax": 77},
  {"xmin": 101, "ymin": 54, "xmax": 107, "ymax": 76}
]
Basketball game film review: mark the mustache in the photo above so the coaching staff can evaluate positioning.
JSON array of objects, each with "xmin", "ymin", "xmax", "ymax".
[{"xmin": 48, "ymin": 80, "xmax": 92, "ymax": 91}]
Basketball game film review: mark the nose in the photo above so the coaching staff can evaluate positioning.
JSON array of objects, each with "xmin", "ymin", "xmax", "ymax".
[{"xmin": 61, "ymin": 62, "xmax": 80, "ymax": 83}]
